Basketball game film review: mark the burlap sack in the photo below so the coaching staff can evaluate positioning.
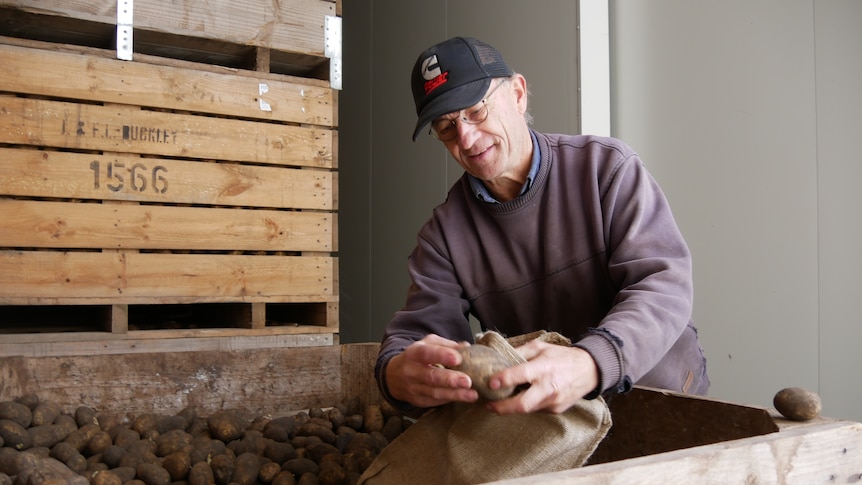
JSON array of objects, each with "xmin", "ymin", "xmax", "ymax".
[{"xmin": 358, "ymin": 331, "xmax": 612, "ymax": 485}]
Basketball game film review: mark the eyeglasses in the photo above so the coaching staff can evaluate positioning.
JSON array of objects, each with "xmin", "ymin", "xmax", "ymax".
[{"xmin": 429, "ymin": 78, "xmax": 510, "ymax": 142}]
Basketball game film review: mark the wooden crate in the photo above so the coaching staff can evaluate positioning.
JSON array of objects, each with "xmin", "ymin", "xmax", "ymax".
[
  {"xmin": 1, "ymin": 343, "xmax": 860, "ymax": 484},
  {"xmin": 0, "ymin": 0, "xmax": 340, "ymax": 77},
  {"xmin": 0, "ymin": 0, "xmax": 340, "ymax": 345}
]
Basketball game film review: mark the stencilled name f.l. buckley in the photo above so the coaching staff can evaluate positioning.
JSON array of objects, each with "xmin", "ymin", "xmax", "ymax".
[{"xmin": 61, "ymin": 119, "xmax": 178, "ymax": 144}]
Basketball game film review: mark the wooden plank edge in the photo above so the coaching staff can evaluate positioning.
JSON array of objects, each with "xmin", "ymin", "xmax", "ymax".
[
  {"xmin": 487, "ymin": 419, "xmax": 862, "ymax": 484},
  {"xmin": 0, "ymin": 332, "xmax": 335, "ymax": 358},
  {"xmin": 0, "ymin": 35, "xmax": 332, "ymax": 88}
]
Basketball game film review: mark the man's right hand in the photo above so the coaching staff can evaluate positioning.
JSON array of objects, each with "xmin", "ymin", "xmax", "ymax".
[{"xmin": 385, "ymin": 334, "xmax": 480, "ymax": 409}]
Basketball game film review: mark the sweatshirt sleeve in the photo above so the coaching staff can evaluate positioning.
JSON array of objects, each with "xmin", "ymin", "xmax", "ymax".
[{"xmin": 583, "ymin": 150, "xmax": 694, "ymax": 395}]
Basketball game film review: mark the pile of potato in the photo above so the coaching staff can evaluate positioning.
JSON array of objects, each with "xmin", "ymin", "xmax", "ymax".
[{"xmin": 0, "ymin": 394, "xmax": 408, "ymax": 485}]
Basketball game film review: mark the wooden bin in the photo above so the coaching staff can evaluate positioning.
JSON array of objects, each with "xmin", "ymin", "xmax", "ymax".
[
  {"xmin": 0, "ymin": 0, "xmax": 341, "ymax": 346},
  {"xmin": 1, "ymin": 343, "xmax": 861, "ymax": 484}
]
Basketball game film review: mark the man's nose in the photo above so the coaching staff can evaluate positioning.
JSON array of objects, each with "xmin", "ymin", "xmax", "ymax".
[{"xmin": 454, "ymin": 120, "xmax": 481, "ymax": 148}]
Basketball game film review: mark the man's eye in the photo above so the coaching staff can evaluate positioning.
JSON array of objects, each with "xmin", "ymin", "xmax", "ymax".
[{"xmin": 466, "ymin": 106, "xmax": 485, "ymax": 121}]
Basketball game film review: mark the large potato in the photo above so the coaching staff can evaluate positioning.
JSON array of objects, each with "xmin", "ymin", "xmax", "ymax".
[
  {"xmin": 773, "ymin": 387, "xmax": 822, "ymax": 421},
  {"xmin": 451, "ymin": 344, "xmax": 516, "ymax": 401}
]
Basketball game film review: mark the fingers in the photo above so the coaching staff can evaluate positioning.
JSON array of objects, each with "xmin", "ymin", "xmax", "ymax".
[
  {"xmin": 406, "ymin": 334, "xmax": 467, "ymax": 368},
  {"xmin": 386, "ymin": 337, "xmax": 479, "ymax": 408},
  {"xmin": 485, "ymin": 343, "xmax": 599, "ymax": 415}
]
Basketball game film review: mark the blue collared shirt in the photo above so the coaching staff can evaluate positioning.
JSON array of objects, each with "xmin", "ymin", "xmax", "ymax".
[{"xmin": 468, "ymin": 131, "xmax": 540, "ymax": 203}]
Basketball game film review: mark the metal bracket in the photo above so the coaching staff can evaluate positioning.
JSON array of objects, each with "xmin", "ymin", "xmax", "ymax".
[
  {"xmin": 117, "ymin": 0, "xmax": 133, "ymax": 60},
  {"xmin": 325, "ymin": 15, "xmax": 342, "ymax": 90}
]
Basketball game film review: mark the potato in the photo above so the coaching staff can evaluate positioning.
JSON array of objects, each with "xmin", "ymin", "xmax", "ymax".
[
  {"xmin": 112, "ymin": 426, "xmax": 140, "ymax": 449},
  {"xmin": 74, "ymin": 406, "xmax": 99, "ymax": 428},
  {"xmin": 259, "ymin": 461, "xmax": 282, "ymax": 483},
  {"xmin": 232, "ymin": 452, "xmax": 261, "ymax": 485},
  {"xmin": 0, "ymin": 419, "xmax": 32, "ymax": 450},
  {"xmin": 317, "ymin": 460, "xmax": 346, "ymax": 485},
  {"xmin": 282, "ymin": 457, "xmax": 319, "ymax": 477},
  {"xmin": 107, "ymin": 466, "xmax": 136, "ymax": 482},
  {"xmin": 135, "ymin": 462, "xmax": 171, "ymax": 485},
  {"xmin": 162, "ymin": 451, "xmax": 191, "ymax": 481},
  {"xmin": 155, "ymin": 415, "xmax": 187, "ymax": 434},
  {"xmin": 211, "ymin": 453, "xmax": 236, "ymax": 485},
  {"xmin": 272, "ymin": 471, "xmax": 297, "ymax": 485},
  {"xmin": 28, "ymin": 424, "xmax": 69, "ymax": 448},
  {"xmin": 380, "ymin": 416, "xmax": 403, "ymax": 443},
  {"xmin": 264, "ymin": 439, "xmax": 297, "ymax": 463},
  {"xmin": 14, "ymin": 394, "xmax": 39, "ymax": 411},
  {"xmin": 101, "ymin": 445, "xmax": 125, "ymax": 468},
  {"xmin": 343, "ymin": 414, "xmax": 363, "ymax": 431},
  {"xmin": 188, "ymin": 461, "xmax": 215, "ymax": 485},
  {"xmin": 207, "ymin": 411, "xmax": 245, "ymax": 443},
  {"xmin": 54, "ymin": 414, "xmax": 78, "ymax": 436},
  {"xmin": 155, "ymin": 429, "xmax": 192, "ymax": 457},
  {"xmin": 87, "ymin": 430, "xmax": 114, "ymax": 456},
  {"xmin": 189, "ymin": 436, "xmax": 226, "ymax": 465},
  {"xmin": 297, "ymin": 423, "xmax": 336, "ymax": 445},
  {"xmin": 91, "ymin": 470, "xmax": 123, "ymax": 485},
  {"xmin": 49, "ymin": 441, "xmax": 83, "ymax": 467},
  {"xmin": 131, "ymin": 414, "xmax": 160, "ymax": 436},
  {"xmin": 64, "ymin": 423, "xmax": 100, "ymax": 452},
  {"xmin": 31, "ymin": 401, "xmax": 62, "ymax": 427},
  {"xmin": 0, "ymin": 402, "xmax": 32, "ymax": 428},
  {"xmin": 297, "ymin": 472, "xmax": 319, "ymax": 485},
  {"xmin": 362, "ymin": 405, "xmax": 384, "ymax": 433},
  {"xmin": 451, "ymin": 344, "xmax": 516, "ymax": 401},
  {"xmin": 774, "ymin": 387, "xmax": 822, "ymax": 421}
]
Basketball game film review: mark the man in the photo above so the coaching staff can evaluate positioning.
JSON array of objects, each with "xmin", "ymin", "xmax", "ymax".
[{"xmin": 375, "ymin": 37, "xmax": 709, "ymax": 416}]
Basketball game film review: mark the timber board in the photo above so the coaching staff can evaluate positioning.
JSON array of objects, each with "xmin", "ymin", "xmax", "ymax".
[
  {"xmin": 0, "ymin": 0, "xmax": 340, "ymax": 77},
  {"xmin": 0, "ymin": 43, "xmax": 335, "ymax": 127},
  {"xmin": 0, "ymin": 251, "xmax": 336, "ymax": 303},
  {"xmin": 0, "ymin": 96, "xmax": 334, "ymax": 168}
]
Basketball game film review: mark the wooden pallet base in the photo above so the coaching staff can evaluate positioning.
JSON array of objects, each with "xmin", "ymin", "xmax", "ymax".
[{"xmin": 0, "ymin": 301, "xmax": 338, "ymax": 352}]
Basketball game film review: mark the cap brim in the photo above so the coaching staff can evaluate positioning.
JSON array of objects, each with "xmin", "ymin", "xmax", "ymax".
[{"xmin": 411, "ymin": 77, "xmax": 492, "ymax": 141}]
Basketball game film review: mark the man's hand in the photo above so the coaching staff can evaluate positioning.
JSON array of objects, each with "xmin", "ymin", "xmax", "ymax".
[
  {"xmin": 385, "ymin": 334, "xmax": 480, "ymax": 409},
  {"xmin": 485, "ymin": 341, "xmax": 599, "ymax": 414}
]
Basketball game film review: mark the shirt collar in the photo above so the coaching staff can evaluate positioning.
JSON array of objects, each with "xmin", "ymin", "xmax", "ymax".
[{"xmin": 469, "ymin": 131, "xmax": 541, "ymax": 204}]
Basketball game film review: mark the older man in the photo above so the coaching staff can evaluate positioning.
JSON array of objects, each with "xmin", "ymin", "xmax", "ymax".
[{"xmin": 375, "ymin": 37, "xmax": 709, "ymax": 416}]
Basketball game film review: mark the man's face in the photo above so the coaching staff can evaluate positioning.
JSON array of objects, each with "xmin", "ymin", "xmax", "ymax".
[{"xmin": 436, "ymin": 75, "xmax": 532, "ymax": 185}]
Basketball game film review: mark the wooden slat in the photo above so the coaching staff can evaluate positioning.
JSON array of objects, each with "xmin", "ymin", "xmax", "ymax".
[
  {"xmin": 0, "ymin": 199, "xmax": 334, "ymax": 252},
  {"xmin": 0, "ymin": 96, "xmax": 334, "ymax": 168},
  {"xmin": 0, "ymin": 251, "xmax": 337, "ymax": 304},
  {"xmin": 0, "ymin": 345, "xmax": 344, "ymax": 416},
  {"xmin": 0, "ymin": 0, "xmax": 336, "ymax": 56},
  {"xmin": 0, "ymin": 148, "xmax": 334, "ymax": 210},
  {"xmin": 341, "ymin": 343, "xmax": 382, "ymax": 411},
  {"xmin": 0, "ymin": 43, "xmax": 334, "ymax": 127},
  {"xmin": 0, "ymin": 35, "xmax": 331, "ymax": 87},
  {"xmin": 0, "ymin": 332, "xmax": 335, "ymax": 356},
  {"xmin": 492, "ymin": 420, "xmax": 862, "ymax": 485}
]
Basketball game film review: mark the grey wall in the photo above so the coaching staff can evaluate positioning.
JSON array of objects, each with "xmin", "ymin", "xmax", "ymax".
[
  {"xmin": 610, "ymin": 0, "xmax": 862, "ymax": 421},
  {"xmin": 339, "ymin": 0, "xmax": 582, "ymax": 344},
  {"xmin": 340, "ymin": 1, "xmax": 862, "ymax": 422}
]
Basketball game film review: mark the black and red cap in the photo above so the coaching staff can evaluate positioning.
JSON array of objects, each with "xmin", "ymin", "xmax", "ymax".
[{"xmin": 411, "ymin": 37, "xmax": 513, "ymax": 141}]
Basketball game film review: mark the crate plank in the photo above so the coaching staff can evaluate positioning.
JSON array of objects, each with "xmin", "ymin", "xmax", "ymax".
[
  {"xmin": 0, "ymin": 43, "xmax": 334, "ymax": 127},
  {"xmin": 493, "ymin": 420, "xmax": 862, "ymax": 485},
  {"xmin": 0, "ymin": 96, "xmax": 334, "ymax": 168},
  {"xmin": 0, "ymin": 148, "xmax": 334, "ymax": 210},
  {"xmin": 0, "ymin": 251, "xmax": 336, "ymax": 304},
  {"xmin": 0, "ymin": 345, "xmax": 344, "ymax": 416},
  {"xmin": 0, "ymin": 0, "xmax": 337, "ymax": 57},
  {"xmin": 0, "ymin": 199, "xmax": 334, "ymax": 252}
]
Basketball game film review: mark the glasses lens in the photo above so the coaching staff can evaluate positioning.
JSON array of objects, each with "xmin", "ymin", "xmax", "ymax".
[{"xmin": 431, "ymin": 120, "xmax": 456, "ymax": 141}]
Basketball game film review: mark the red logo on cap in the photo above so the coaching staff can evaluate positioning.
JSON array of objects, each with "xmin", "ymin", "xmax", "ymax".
[{"xmin": 424, "ymin": 71, "xmax": 449, "ymax": 95}]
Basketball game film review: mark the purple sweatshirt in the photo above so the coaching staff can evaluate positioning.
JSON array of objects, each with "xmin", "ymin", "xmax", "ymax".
[{"xmin": 376, "ymin": 132, "xmax": 709, "ymax": 409}]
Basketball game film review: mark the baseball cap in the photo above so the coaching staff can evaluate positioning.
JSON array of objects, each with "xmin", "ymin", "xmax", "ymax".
[{"xmin": 411, "ymin": 37, "xmax": 514, "ymax": 141}]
